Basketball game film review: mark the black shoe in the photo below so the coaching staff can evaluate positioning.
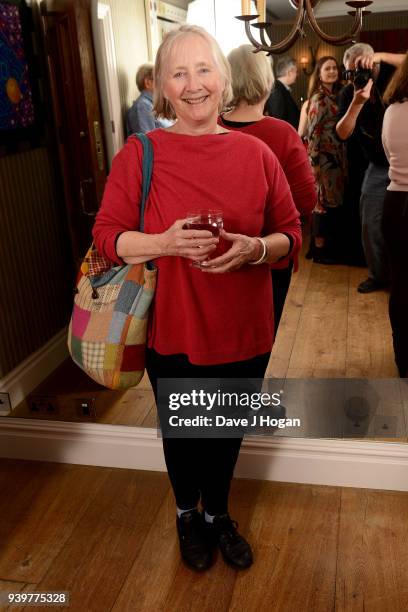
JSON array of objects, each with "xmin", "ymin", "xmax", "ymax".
[
  {"xmin": 357, "ymin": 278, "xmax": 387, "ymax": 294},
  {"xmin": 177, "ymin": 510, "xmax": 214, "ymax": 571},
  {"xmin": 210, "ymin": 513, "xmax": 253, "ymax": 570},
  {"xmin": 313, "ymin": 256, "xmax": 338, "ymax": 265},
  {"xmin": 312, "ymin": 247, "xmax": 338, "ymax": 265}
]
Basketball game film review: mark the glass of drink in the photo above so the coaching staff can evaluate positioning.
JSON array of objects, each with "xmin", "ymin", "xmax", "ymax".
[
  {"xmin": 185, "ymin": 210, "xmax": 223, "ymax": 237},
  {"xmin": 185, "ymin": 209, "xmax": 223, "ymax": 266}
]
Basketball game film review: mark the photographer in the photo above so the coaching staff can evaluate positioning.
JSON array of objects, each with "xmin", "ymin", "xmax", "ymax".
[{"xmin": 336, "ymin": 44, "xmax": 404, "ymax": 293}]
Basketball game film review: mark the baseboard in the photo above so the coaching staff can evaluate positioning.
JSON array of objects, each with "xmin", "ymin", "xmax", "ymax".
[
  {"xmin": 1, "ymin": 417, "xmax": 408, "ymax": 491},
  {"xmin": 0, "ymin": 329, "xmax": 68, "ymax": 415},
  {"xmin": 0, "ymin": 418, "xmax": 166, "ymax": 471}
]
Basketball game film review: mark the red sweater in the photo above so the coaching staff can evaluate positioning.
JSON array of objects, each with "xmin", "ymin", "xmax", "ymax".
[
  {"xmin": 218, "ymin": 115, "xmax": 316, "ymax": 270},
  {"xmin": 218, "ymin": 116, "xmax": 316, "ymax": 215},
  {"xmin": 93, "ymin": 129, "xmax": 301, "ymax": 365}
]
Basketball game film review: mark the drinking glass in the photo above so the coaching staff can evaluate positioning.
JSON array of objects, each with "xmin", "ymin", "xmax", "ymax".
[
  {"xmin": 185, "ymin": 209, "xmax": 224, "ymax": 266},
  {"xmin": 185, "ymin": 210, "xmax": 223, "ymax": 237}
]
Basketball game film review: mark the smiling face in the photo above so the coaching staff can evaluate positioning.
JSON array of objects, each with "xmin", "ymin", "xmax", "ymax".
[
  {"xmin": 162, "ymin": 34, "xmax": 225, "ymax": 133},
  {"xmin": 319, "ymin": 59, "xmax": 339, "ymax": 86}
]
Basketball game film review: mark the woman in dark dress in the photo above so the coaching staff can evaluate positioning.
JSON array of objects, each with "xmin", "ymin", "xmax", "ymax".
[{"xmin": 306, "ymin": 56, "xmax": 346, "ymax": 263}]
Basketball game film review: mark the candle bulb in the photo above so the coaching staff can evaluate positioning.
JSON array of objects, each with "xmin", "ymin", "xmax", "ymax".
[
  {"xmin": 241, "ymin": 0, "xmax": 251, "ymax": 15},
  {"xmin": 257, "ymin": 0, "xmax": 266, "ymax": 21}
]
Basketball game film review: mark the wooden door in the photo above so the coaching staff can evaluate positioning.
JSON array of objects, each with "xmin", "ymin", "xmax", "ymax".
[{"xmin": 40, "ymin": 0, "xmax": 106, "ymax": 264}]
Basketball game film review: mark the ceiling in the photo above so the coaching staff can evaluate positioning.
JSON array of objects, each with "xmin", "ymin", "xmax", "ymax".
[{"xmin": 267, "ymin": 0, "xmax": 408, "ymax": 21}]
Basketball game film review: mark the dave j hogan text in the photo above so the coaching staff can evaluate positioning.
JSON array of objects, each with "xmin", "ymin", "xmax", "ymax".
[{"xmin": 168, "ymin": 414, "xmax": 301, "ymax": 429}]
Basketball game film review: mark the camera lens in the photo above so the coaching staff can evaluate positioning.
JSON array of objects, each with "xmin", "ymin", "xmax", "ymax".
[{"xmin": 353, "ymin": 68, "xmax": 372, "ymax": 89}]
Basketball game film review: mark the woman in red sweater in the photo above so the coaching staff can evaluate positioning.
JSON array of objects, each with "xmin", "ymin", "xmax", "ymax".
[
  {"xmin": 93, "ymin": 25, "xmax": 301, "ymax": 572},
  {"xmin": 219, "ymin": 44, "xmax": 316, "ymax": 334}
]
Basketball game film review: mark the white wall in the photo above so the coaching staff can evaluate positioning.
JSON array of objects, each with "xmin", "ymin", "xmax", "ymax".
[{"xmin": 107, "ymin": 0, "xmax": 150, "ymax": 110}]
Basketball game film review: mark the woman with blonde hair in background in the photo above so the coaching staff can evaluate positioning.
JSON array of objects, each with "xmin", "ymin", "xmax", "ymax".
[
  {"xmin": 382, "ymin": 51, "xmax": 408, "ymax": 377},
  {"xmin": 219, "ymin": 44, "xmax": 315, "ymax": 334},
  {"xmin": 94, "ymin": 26, "xmax": 301, "ymax": 572},
  {"xmin": 306, "ymin": 55, "xmax": 346, "ymax": 263}
]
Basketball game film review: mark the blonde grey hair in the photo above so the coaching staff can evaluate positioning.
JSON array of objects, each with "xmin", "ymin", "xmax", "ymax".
[
  {"xmin": 153, "ymin": 24, "xmax": 233, "ymax": 120},
  {"xmin": 227, "ymin": 45, "xmax": 274, "ymax": 106},
  {"xmin": 275, "ymin": 56, "xmax": 296, "ymax": 78},
  {"xmin": 343, "ymin": 43, "xmax": 374, "ymax": 67},
  {"xmin": 136, "ymin": 63, "xmax": 154, "ymax": 92}
]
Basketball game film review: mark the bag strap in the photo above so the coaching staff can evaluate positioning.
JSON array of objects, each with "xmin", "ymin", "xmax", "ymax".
[{"xmin": 133, "ymin": 133, "xmax": 154, "ymax": 233}]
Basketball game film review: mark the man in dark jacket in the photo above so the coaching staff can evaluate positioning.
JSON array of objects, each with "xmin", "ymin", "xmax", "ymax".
[{"xmin": 264, "ymin": 56, "xmax": 300, "ymax": 128}]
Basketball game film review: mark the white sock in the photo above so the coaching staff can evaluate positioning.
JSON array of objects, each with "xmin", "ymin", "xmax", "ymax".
[
  {"xmin": 204, "ymin": 511, "xmax": 215, "ymax": 523},
  {"xmin": 177, "ymin": 506, "xmax": 196, "ymax": 518}
]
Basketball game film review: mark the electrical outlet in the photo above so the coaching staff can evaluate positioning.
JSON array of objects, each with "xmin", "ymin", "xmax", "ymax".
[
  {"xmin": 29, "ymin": 395, "xmax": 59, "ymax": 415},
  {"xmin": 0, "ymin": 392, "xmax": 11, "ymax": 415},
  {"xmin": 74, "ymin": 397, "xmax": 97, "ymax": 419}
]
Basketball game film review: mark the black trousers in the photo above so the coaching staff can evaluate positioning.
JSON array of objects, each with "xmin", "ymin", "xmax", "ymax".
[
  {"xmin": 146, "ymin": 349, "xmax": 270, "ymax": 515},
  {"xmin": 382, "ymin": 191, "xmax": 408, "ymax": 378},
  {"xmin": 272, "ymin": 261, "xmax": 294, "ymax": 336}
]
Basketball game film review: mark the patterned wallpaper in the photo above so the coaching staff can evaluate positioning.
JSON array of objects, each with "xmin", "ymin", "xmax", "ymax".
[{"xmin": 0, "ymin": 148, "xmax": 73, "ymax": 377}]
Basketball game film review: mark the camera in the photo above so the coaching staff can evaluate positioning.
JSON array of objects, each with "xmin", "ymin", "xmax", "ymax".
[{"xmin": 343, "ymin": 68, "xmax": 373, "ymax": 89}]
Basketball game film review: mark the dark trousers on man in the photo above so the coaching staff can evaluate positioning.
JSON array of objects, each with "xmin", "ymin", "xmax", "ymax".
[
  {"xmin": 146, "ymin": 348, "xmax": 270, "ymax": 515},
  {"xmin": 382, "ymin": 190, "xmax": 408, "ymax": 378},
  {"xmin": 360, "ymin": 163, "xmax": 390, "ymax": 284}
]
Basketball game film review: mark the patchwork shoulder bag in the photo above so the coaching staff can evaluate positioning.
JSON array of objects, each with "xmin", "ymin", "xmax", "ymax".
[{"xmin": 67, "ymin": 133, "xmax": 156, "ymax": 390}]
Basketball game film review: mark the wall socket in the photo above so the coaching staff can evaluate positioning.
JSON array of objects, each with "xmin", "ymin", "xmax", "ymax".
[
  {"xmin": 0, "ymin": 392, "xmax": 11, "ymax": 415},
  {"xmin": 29, "ymin": 395, "xmax": 59, "ymax": 415},
  {"xmin": 74, "ymin": 397, "xmax": 97, "ymax": 419}
]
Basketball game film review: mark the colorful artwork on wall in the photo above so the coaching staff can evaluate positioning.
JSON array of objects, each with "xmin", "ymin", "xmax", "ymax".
[{"xmin": 0, "ymin": 1, "xmax": 35, "ymax": 131}]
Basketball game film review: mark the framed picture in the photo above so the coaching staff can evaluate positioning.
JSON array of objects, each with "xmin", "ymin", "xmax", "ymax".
[{"xmin": 0, "ymin": 0, "xmax": 41, "ymax": 147}]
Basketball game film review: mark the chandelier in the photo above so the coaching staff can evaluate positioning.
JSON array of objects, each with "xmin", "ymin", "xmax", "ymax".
[{"xmin": 237, "ymin": 0, "xmax": 373, "ymax": 54}]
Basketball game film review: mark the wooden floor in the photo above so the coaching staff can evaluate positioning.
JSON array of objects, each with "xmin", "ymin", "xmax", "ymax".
[
  {"xmin": 268, "ymin": 256, "xmax": 396, "ymax": 379},
  {"xmin": 1, "ymin": 458, "xmax": 408, "ymax": 612},
  {"xmin": 11, "ymin": 249, "xmax": 397, "ymax": 429}
]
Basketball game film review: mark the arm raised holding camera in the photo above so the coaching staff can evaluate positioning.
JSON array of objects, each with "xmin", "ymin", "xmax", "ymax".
[
  {"xmin": 336, "ymin": 79, "xmax": 373, "ymax": 140},
  {"xmin": 355, "ymin": 52, "xmax": 405, "ymax": 70},
  {"xmin": 336, "ymin": 49, "xmax": 404, "ymax": 141}
]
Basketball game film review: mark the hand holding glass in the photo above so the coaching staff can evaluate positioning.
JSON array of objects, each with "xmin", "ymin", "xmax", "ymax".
[{"xmin": 185, "ymin": 210, "xmax": 223, "ymax": 266}]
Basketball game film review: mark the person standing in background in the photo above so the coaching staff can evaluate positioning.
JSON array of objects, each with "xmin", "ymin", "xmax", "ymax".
[
  {"xmin": 264, "ymin": 56, "xmax": 300, "ymax": 128},
  {"xmin": 336, "ymin": 44, "xmax": 404, "ymax": 292},
  {"xmin": 219, "ymin": 45, "xmax": 316, "ymax": 335},
  {"xmin": 382, "ymin": 52, "xmax": 408, "ymax": 377},
  {"xmin": 306, "ymin": 56, "xmax": 346, "ymax": 264},
  {"xmin": 126, "ymin": 63, "xmax": 172, "ymax": 136}
]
